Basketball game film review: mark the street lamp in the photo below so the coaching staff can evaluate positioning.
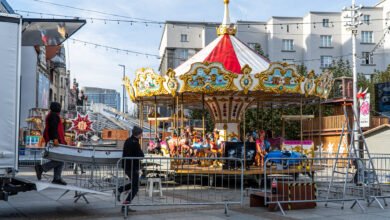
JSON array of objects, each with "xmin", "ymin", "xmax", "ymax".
[{"xmin": 118, "ymin": 64, "xmax": 126, "ymax": 113}]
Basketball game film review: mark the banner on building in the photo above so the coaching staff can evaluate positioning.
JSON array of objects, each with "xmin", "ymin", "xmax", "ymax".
[
  {"xmin": 375, "ymin": 82, "xmax": 390, "ymax": 117},
  {"xmin": 38, "ymin": 72, "xmax": 50, "ymax": 108},
  {"xmin": 359, "ymin": 93, "xmax": 370, "ymax": 128}
]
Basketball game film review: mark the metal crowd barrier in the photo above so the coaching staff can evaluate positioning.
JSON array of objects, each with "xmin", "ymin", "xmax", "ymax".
[
  {"xmin": 366, "ymin": 157, "xmax": 390, "ymax": 209},
  {"xmin": 39, "ymin": 159, "xmax": 120, "ymax": 203},
  {"xmin": 261, "ymin": 157, "xmax": 370, "ymax": 215},
  {"xmin": 115, "ymin": 157, "xmax": 244, "ymax": 218},
  {"xmin": 18, "ymin": 148, "xmax": 46, "ymax": 167}
]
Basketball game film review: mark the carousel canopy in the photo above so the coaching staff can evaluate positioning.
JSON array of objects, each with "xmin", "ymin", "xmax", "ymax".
[{"xmin": 174, "ymin": 34, "xmax": 270, "ymax": 76}]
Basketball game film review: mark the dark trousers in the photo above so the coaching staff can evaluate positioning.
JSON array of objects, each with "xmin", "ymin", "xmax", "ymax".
[
  {"xmin": 42, "ymin": 160, "xmax": 64, "ymax": 180},
  {"xmin": 118, "ymin": 170, "xmax": 139, "ymax": 202}
]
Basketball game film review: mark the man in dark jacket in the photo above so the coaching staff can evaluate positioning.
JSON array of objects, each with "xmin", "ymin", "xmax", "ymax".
[
  {"xmin": 34, "ymin": 102, "xmax": 67, "ymax": 185},
  {"xmin": 117, "ymin": 126, "xmax": 144, "ymax": 211}
]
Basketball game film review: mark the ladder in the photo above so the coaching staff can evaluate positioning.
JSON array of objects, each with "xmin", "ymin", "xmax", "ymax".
[{"xmin": 325, "ymin": 103, "xmax": 384, "ymax": 210}]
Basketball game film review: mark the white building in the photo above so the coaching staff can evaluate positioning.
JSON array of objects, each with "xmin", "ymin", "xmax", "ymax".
[{"xmin": 159, "ymin": 0, "xmax": 390, "ymax": 76}]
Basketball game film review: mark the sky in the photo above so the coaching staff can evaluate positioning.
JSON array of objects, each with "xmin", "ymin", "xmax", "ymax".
[{"xmin": 8, "ymin": 0, "xmax": 380, "ymax": 107}]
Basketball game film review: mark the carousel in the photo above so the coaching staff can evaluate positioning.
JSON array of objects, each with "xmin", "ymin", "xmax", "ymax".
[{"xmin": 123, "ymin": 0, "xmax": 334, "ymax": 174}]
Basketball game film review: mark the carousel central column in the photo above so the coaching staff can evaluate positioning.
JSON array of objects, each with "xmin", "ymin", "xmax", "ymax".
[{"xmin": 205, "ymin": 95, "xmax": 254, "ymax": 141}]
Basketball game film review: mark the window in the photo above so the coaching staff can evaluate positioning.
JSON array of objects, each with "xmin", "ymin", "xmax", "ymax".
[
  {"xmin": 320, "ymin": 35, "xmax": 332, "ymax": 47},
  {"xmin": 363, "ymin": 15, "xmax": 370, "ymax": 25},
  {"xmin": 282, "ymin": 59, "xmax": 295, "ymax": 64},
  {"xmin": 282, "ymin": 39, "xmax": 294, "ymax": 51},
  {"xmin": 320, "ymin": 56, "xmax": 333, "ymax": 68},
  {"xmin": 180, "ymin": 34, "xmax": 188, "ymax": 42},
  {"xmin": 323, "ymin": 19, "xmax": 329, "ymax": 27},
  {"xmin": 361, "ymin": 31, "xmax": 374, "ymax": 43},
  {"xmin": 179, "ymin": 49, "xmax": 188, "ymax": 60},
  {"xmin": 362, "ymin": 52, "xmax": 374, "ymax": 65}
]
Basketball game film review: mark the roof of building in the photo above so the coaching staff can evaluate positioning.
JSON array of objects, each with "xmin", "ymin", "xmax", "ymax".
[
  {"xmin": 0, "ymin": 0, "xmax": 14, "ymax": 14},
  {"xmin": 363, "ymin": 124, "xmax": 390, "ymax": 136}
]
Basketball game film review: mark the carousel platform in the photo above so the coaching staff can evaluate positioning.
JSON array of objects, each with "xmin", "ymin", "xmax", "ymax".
[{"xmin": 173, "ymin": 164, "xmax": 322, "ymax": 176}]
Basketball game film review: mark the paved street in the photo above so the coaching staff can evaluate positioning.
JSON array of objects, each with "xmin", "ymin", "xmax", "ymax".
[{"xmin": 1, "ymin": 171, "xmax": 390, "ymax": 220}]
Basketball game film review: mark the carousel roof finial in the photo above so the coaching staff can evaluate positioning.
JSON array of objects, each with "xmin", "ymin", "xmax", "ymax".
[
  {"xmin": 222, "ymin": 0, "xmax": 230, "ymax": 26},
  {"xmin": 217, "ymin": 0, "xmax": 237, "ymax": 36}
]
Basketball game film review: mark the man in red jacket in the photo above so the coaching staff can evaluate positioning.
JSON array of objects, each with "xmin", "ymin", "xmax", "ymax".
[{"xmin": 35, "ymin": 102, "xmax": 67, "ymax": 185}]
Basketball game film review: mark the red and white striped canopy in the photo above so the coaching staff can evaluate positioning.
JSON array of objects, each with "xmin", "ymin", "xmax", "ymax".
[{"xmin": 174, "ymin": 34, "xmax": 270, "ymax": 76}]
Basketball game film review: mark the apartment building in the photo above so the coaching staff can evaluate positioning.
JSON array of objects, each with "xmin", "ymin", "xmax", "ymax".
[
  {"xmin": 83, "ymin": 87, "xmax": 121, "ymax": 111},
  {"xmin": 159, "ymin": 0, "xmax": 390, "ymax": 75}
]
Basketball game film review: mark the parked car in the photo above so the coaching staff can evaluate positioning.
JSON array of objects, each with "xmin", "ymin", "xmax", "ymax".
[{"xmin": 264, "ymin": 150, "xmax": 307, "ymax": 169}]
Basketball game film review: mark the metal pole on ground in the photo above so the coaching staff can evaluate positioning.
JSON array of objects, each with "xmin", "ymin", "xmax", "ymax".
[
  {"xmin": 154, "ymin": 96, "xmax": 158, "ymax": 139},
  {"xmin": 344, "ymin": 0, "xmax": 362, "ymax": 156},
  {"xmin": 181, "ymin": 93, "xmax": 184, "ymax": 132},
  {"xmin": 202, "ymin": 93, "xmax": 205, "ymax": 140}
]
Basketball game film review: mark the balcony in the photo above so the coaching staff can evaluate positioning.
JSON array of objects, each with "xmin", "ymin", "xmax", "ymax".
[{"xmin": 303, "ymin": 115, "xmax": 389, "ymax": 134}]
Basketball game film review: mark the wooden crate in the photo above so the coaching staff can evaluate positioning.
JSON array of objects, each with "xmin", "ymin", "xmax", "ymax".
[
  {"xmin": 250, "ymin": 192, "xmax": 289, "ymax": 211},
  {"xmin": 276, "ymin": 182, "xmax": 317, "ymax": 210},
  {"xmin": 102, "ymin": 129, "xmax": 129, "ymax": 141}
]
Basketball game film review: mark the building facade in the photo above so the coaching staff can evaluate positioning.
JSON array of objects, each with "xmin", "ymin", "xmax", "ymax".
[
  {"xmin": 83, "ymin": 87, "xmax": 121, "ymax": 110},
  {"xmin": 47, "ymin": 46, "xmax": 70, "ymax": 110},
  {"xmin": 159, "ymin": 0, "xmax": 390, "ymax": 76}
]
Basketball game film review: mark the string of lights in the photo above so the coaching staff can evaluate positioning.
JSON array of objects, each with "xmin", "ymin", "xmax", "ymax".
[
  {"xmin": 15, "ymin": 10, "xmax": 164, "ymax": 27},
  {"xmin": 16, "ymin": 9, "xmax": 390, "ymax": 29},
  {"xmin": 70, "ymin": 38, "xmax": 161, "ymax": 59},
  {"xmin": 32, "ymin": 0, "xmax": 157, "ymax": 22},
  {"xmin": 70, "ymin": 36, "xmax": 389, "ymax": 67},
  {"xmin": 368, "ymin": 26, "xmax": 390, "ymax": 56}
]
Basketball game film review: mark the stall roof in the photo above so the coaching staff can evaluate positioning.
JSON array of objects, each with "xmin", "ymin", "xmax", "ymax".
[{"xmin": 22, "ymin": 18, "xmax": 86, "ymax": 46}]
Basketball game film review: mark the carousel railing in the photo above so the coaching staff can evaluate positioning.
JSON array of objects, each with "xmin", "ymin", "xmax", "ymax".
[{"xmin": 115, "ymin": 157, "xmax": 244, "ymax": 217}]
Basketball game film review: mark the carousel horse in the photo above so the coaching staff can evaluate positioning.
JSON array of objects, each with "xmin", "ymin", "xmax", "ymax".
[
  {"xmin": 167, "ymin": 135, "xmax": 179, "ymax": 156},
  {"xmin": 160, "ymin": 140, "xmax": 169, "ymax": 156},
  {"xmin": 179, "ymin": 135, "xmax": 194, "ymax": 158},
  {"xmin": 147, "ymin": 138, "xmax": 162, "ymax": 154}
]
